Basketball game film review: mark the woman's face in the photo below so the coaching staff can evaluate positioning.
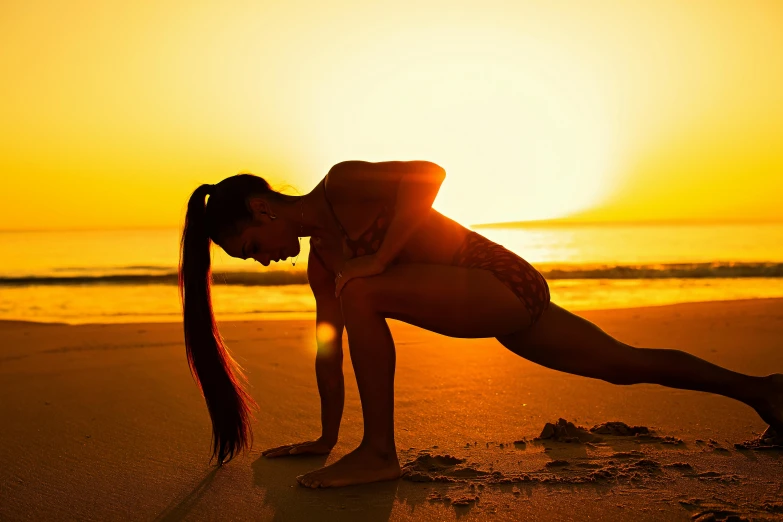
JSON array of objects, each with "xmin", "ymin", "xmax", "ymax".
[{"xmin": 221, "ymin": 202, "xmax": 301, "ymax": 267}]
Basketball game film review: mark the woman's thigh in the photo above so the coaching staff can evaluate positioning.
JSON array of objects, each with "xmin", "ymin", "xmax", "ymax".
[{"xmin": 341, "ymin": 262, "xmax": 533, "ymax": 338}]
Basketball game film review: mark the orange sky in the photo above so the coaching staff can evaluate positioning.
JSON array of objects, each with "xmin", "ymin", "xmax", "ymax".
[{"xmin": 1, "ymin": 0, "xmax": 781, "ymax": 231}]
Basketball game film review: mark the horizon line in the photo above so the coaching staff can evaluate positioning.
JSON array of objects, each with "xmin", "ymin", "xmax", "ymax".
[{"xmin": 471, "ymin": 217, "xmax": 783, "ymax": 228}]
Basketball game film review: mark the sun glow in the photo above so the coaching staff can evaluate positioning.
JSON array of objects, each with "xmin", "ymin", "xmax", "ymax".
[
  {"xmin": 315, "ymin": 322, "xmax": 338, "ymax": 354},
  {"xmin": 305, "ymin": 27, "xmax": 622, "ymax": 227},
  {"xmin": 1, "ymin": 2, "xmax": 781, "ymax": 231}
]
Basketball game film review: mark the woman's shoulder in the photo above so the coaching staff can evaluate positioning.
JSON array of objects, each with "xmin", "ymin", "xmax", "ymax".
[{"xmin": 323, "ymin": 164, "xmax": 400, "ymax": 207}]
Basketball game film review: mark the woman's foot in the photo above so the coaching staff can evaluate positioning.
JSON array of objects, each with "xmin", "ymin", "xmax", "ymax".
[
  {"xmin": 752, "ymin": 373, "xmax": 783, "ymax": 440},
  {"xmin": 296, "ymin": 443, "xmax": 401, "ymax": 488}
]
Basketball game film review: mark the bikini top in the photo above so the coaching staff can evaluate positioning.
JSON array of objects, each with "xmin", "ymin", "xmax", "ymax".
[{"xmin": 321, "ymin": 176, "xmax": 393, "ymax": 259}]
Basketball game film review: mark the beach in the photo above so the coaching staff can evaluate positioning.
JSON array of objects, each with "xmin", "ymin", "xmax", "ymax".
[{"xmin": 2, "ymin": 297, "xmax": 783, "ymax": 521}]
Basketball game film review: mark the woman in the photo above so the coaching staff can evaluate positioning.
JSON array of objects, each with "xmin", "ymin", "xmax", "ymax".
[{"xmin": 179, "ymin": 160, "xmax": 782, "ymax": 488}]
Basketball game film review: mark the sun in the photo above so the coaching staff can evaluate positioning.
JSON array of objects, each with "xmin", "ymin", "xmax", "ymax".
[{"xmin": 305, "ymin": 26, "xmax": 622, "ymax": 227}]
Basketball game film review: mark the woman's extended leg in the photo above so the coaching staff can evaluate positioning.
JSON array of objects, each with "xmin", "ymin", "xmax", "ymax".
[{"xmin": 496, "ymin": 301, "xmax": 782, "ymax": 434}]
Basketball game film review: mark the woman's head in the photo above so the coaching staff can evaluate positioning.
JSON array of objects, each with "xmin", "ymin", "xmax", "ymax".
[
  {"xmin": 178, "ymin": 173, "xmax": 299, "ymax": 464},
  {"xmin": 205, "ymin": 174, "xmax": 302, "ymax": 266}
]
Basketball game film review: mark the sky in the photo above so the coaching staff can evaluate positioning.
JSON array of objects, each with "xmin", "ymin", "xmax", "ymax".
[{"xmin": 1, "ymin": 0, "xmax": 781, "ymax": 231}]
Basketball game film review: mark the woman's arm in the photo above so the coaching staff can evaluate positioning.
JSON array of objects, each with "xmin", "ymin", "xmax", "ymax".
[
  {"xmin": 314, "ymin": 291, "xmax": 345, "ymax": 445},
  {"xmin": 308, "ymin": 248, "xmax": 346, "ymax": 445},
  {"xmin": 262, "ymin": 250, "xmax": 345, "ymax": 458},
  {"xmin": 374, "ymin": 164, "xmax": 445, "ymax": 267}
]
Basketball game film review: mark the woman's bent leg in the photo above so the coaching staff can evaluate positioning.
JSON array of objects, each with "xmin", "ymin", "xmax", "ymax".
[{"xmin": 297, "ymin": 263, "xmax": 534, "ymax": 488}]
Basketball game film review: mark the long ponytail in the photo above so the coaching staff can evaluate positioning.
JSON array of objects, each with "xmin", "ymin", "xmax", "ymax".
[{"xmin": 178, "ymin": 184, "xmax": 257, "ymax": 465}]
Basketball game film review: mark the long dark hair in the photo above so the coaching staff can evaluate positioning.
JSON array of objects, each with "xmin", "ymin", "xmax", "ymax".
[{"xmin": 178, "ymin": 174, "xmax": 294, "ymax": 465}]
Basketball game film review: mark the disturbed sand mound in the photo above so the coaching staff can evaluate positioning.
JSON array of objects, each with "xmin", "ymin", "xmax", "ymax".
[
  {"xmin": 398, "ymin": 417, "xmax": 783, "ymax": 519},
  {"xmin": 400, "ymin": 417, "xmax": 778, "ymax": 489},
  {"xmin": 534, "ymin": 418, "xmax": 685, "ymax": 445}
]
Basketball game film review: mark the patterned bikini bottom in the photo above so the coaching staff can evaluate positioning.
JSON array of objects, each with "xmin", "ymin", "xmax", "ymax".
[{"xmin": 450, "ymin": 231, "xmax": 551, "ymax": 325}]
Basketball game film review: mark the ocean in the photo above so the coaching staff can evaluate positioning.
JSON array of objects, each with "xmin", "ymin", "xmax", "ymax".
[{"xmin": 1, "ymin": 223, "xmax": 782, "ymax": 324}]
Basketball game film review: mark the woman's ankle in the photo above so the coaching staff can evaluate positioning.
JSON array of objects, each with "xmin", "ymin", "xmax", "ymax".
[{"xmin": 358, "ymin": 439, "xmax": 398, "ymax": 461}]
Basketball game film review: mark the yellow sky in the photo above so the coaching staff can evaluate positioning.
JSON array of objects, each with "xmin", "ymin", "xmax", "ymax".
[{"xmin": 1, "ymin": 0, "xmax": 781, "ymax": 231}]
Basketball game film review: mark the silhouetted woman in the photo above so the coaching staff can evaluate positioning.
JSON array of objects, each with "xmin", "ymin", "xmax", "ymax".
[{"xmin": 179, "ymin": 160, "xmax": 782, "ymax": 488}]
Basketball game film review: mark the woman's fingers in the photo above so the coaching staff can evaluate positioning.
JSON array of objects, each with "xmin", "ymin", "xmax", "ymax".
[
  {"xmin": 263, "ymin": 442, "xmax": 310, "ymax": 458},
  {"xmin": 335, "ymin": 274, "xmax": 349, "ymax": 298},
  {"xmin": 264, "ymin": 448, "xmax": 294, "ymax": 458},
  {"xmin": 267, "ymin": 444, "xmax": 309, "ymax": 458},
  {"xmin": 261, "ymin": 443, "xmax": 295, "ymax": 456},
  {"xmin": 262, "ymin": 440, "xmax": 332, "ymax": 458},
  {"xmin": 261, "ymin": 444, "xmax": 291, "ymax": 454}
]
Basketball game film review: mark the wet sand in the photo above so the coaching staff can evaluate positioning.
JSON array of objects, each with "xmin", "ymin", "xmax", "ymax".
[{"xmin": 2, "ymin": 298, "xmax": 783, "ymax": 521}]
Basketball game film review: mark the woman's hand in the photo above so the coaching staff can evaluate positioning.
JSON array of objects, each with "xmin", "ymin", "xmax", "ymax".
[
  {"xmin": 334, "ymin": 254, "xmax": 387, "ymax": 298},
  {"xmin": 261, "ymin": 437, "xmax": 336, "ymax": 458}
]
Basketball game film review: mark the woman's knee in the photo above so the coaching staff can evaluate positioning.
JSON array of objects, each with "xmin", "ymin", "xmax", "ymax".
[
  {"xmin": 339, "ymin": 277, "xmax": 380, "ymax": 314},
  {"xmin": 591, "ymin": 344, "xmax": 644, "ymax": 385}
]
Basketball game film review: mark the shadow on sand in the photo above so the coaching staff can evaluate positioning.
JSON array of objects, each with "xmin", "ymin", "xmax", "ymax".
[
  {"xmin": 153, "ymin": 468, "xmax": 220, "ymax": 522},
  {"xmin": 251, "ymin": 453, "xmax": 400, "ymax": 522}
]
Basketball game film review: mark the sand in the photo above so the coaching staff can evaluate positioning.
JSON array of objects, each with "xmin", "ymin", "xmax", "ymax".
[{"xmin": 2, "ymin": 298, "xmax": 783, "ymax": 521}]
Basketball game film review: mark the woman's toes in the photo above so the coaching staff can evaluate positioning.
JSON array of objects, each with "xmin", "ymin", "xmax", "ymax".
[
  {"xmin": 297, "ymin": 472, "xmax": 322, "ymax": 488},
  {"xmin": 761, "ymin": 425, "xmax": 780, "ymax": 441}
]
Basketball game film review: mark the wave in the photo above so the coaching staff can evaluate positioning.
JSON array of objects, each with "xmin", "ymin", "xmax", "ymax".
[
  {"xmin": 1, "ymin": 262, "xmax": 783, "ymax": 286},
  {"xmin": 539, "ymin": 262, "xmax": 783, "ymax": 280}
]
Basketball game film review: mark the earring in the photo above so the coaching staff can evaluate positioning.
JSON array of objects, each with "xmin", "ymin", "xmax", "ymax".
[{"xmin": 291, "ymin": 237, "xmax": 301, "ymax": 266}]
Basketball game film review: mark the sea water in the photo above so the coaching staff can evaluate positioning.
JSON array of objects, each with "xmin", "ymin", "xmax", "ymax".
[{"xmin": 1, "ymin": 222, "xmax": 781, "ymax": 324}]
